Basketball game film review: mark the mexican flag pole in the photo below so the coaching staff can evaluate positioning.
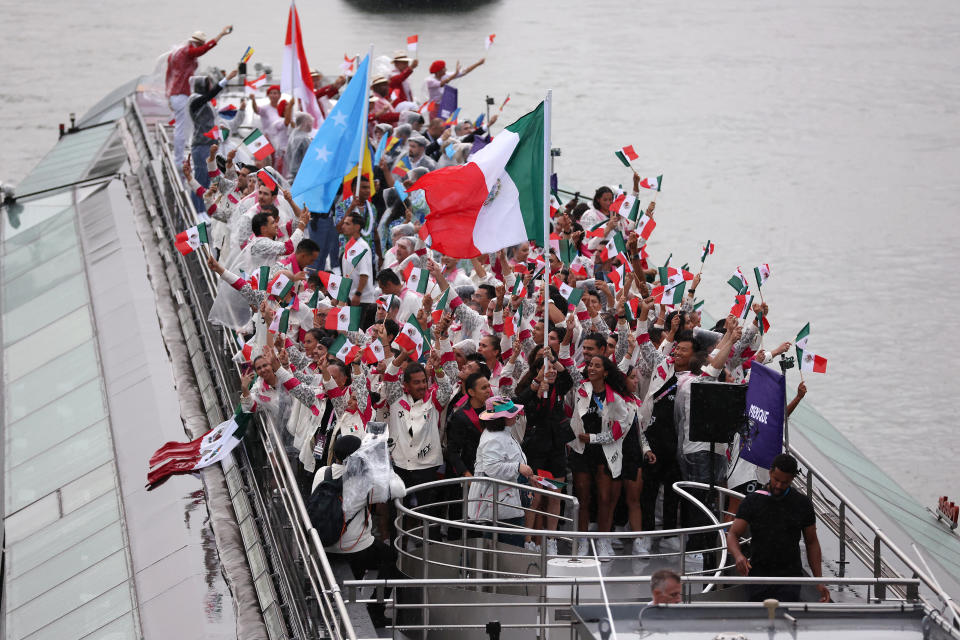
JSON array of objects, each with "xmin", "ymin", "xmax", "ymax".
[{"xmin": 542, "ymin": 90, "xmax": 552, "ymax": 383}]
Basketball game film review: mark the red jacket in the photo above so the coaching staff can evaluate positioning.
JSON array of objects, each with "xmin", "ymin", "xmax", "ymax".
[
  {"xmin": 166, "ymin": 40, "xmax": 217, "ymax": 97},
  {"xmin": 388, "ymin": 67, "xmax": 414, "ymax": 106},
  {"xmin": 313, "ymin": 83, "xmax": 340, "ymax": 118}
]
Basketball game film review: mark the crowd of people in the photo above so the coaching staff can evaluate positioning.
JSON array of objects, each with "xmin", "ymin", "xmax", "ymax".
[{"xmin": 164, "ymin": 26, "xmax": 828, "ymax": 616}]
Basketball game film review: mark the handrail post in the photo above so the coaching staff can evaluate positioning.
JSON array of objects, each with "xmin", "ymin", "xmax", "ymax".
[
  {"xmin": 422, "ymin": 513, "xmax": 430, "ymax": 640},
  {"xmin": 838, "ymin": 502, "xmax": 847, "ymax": 580},
  {"xmin": 461, "ymin": 479, "xmax": 470, "ymax": 579},
  {"xmin": 492, "ymin": 483, "xmax": 500, "ymax": 594},
  {"xmin": 874, "ymin": 535, "xmax": 885, "ymax": 601},
  {"xmin": 539, "ymin": 538, "xmax": 548, "ymax": 640}
]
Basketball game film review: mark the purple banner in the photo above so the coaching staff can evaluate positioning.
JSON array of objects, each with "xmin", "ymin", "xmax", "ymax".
[
  {"xmin": 439, "ymin": 86, "xmax": 458, "ymax": 119},
  {"xmin": 741, "ymin": 363, "xmax": 786, "ymax": 469}
]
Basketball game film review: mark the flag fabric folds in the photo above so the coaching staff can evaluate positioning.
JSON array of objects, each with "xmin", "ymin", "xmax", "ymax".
[
  {"xmin": 291, "ymin": 54, "xmax": 371, "ymax": 213},
  {"xmin": 175, "ymin": 222, "xmax": 208, "ymax": 255},
  {"xmin": 281, "ymin": 2, "xmax": 322, "ymax": 126},
  {"xmin": 412, "ymin": 102, "xmax": 546, "ymax": 258}
]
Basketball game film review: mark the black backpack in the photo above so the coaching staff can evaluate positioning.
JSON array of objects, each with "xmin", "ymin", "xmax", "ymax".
[{"xmin": 307, "ymin": 467, "xmax": 364, "ymax": 547}]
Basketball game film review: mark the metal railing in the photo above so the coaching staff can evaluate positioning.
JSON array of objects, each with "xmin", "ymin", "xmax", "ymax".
[
  {"xmin": 789, "ymin": 444, "xmax": 960, "ymax": 626},
  {"xmin": 123, "ymin": 95, "xmax": 960, "ymax": 640},
  {"xmin": 123, "ymin": 99, "xmax": 357, "ymax": 640}
]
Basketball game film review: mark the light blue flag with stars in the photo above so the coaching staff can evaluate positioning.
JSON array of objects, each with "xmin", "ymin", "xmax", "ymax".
[{"xmin": 291, "ymin": 54, "xmax": 370, "ymax": 213}]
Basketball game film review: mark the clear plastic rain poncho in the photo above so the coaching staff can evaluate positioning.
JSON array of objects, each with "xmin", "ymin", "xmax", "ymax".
[{"xmin": 341, "ymin": 434, "xmax": 396, "ymax": 515}]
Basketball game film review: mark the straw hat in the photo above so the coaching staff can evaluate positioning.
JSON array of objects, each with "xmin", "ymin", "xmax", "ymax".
[
  {"xmin": 393, "ymin": 52, "xmax": 412, "ymax": 64},
  {"xmin": 371, "ymin": 75, "xmax": 388, "ymax": 87},
  {"xmin": 190, "ymin": 31, "xmax": 207, "ymax": 44}
]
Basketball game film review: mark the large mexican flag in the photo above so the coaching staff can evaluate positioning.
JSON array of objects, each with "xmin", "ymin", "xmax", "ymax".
[{"xmin": 411, "ymin": 102, "xmax": 546, "ymax": 258}]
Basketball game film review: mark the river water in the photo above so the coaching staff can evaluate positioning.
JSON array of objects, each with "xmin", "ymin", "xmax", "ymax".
[{"xmin": 2, "ymin": 0, "xmax": 958, "ymax": 508}]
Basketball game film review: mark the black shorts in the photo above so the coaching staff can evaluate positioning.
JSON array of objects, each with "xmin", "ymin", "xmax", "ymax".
[
  {"xmin": 568, "ymin": 443, "xmax": 608, "ymax": 475},
  {"xmin": 621, "ymin": 428, "xmax": 643, "ymax": 479}
]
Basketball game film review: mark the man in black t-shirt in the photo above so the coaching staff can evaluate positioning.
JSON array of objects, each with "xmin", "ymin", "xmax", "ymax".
[{"xmin": 726, "ymin": 453, "xmax": 830, "ymax": 603}]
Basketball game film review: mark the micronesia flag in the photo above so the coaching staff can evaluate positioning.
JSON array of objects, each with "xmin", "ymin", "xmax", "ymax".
[{"xmin": 291, "ymin": 54, "xmax": 371, "ymax": 213}]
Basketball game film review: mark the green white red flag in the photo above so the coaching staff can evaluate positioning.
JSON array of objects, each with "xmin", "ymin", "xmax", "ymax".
[
  {"xmin": 393, "ymin": 315, "xmax": 430, "ymax": 359},
  {"xmin": 325, "ymin": 306, "xmax": 362, "ymax": 331},
  {"xmin": 599, "ymin": 232, "xmax": 627, "ymax": 264},
  {"xmin": 147, "ymin": 410, "xmax": 253, "ymax": 488},
  {"xmin": 614, "ymin": 145, "xmax": 639, "ymax": 167},
  {"xmin": 727, "ymin": 267, "xmax": 749, "ymax": 294},
  {"xmin": 552, "ymin": 277, "xmax": 584, "ymax": 309},
  {"xmin": 243, "ymin": 128, "xmax": 275, "ymax": 162},
  {"xmin": 343, "ymin": 237, "xmax": 368, "ymax": 267},
  {"xmin": 403, "ymin": 262, "xmax": 430, "ymax": 293},
  {"xmin": 701, "ymin": 241, "xmax": 714, "ymax": 262},
  {"xmin": 754, "ymin": 263, "xmax": 771, "ymax": 288},
  {"xmin": 651, "ymin": 282, "xmax": 685, "ymax": 306},
  {"xmin": 635, "ymin": 213, "xmax": 656, "ymax": 240},
  {"xmin": 268, "ymin": 273, "xmax": 295, "ymax": 299},
  {"xmin": 636, "ymin": 175, "xmax": 662, "ymax": 191},
  {"xmin": 431, "ymin": 287, "xmax": 451, "ymax": 323},
  {"xmin": 411, "ymin": 102, "xmax": 546, "ymax": 258},
  {"xmin": 318, "ymin": 270, "xmax": 352, "ymax": 302},
  {"xmin": 362, "ymin": 340, "xmax": 386, "ymax": 364},
  {"xmin": 330, "ymin": 335, "xmax": 361, "ymax": 364},
  {"xmin": 610, "ymin": 193, "xmax": 636, "ymax": 218},
  {"xmin": 608, "ymin": 265, "xmax": 627, "ymax": 292},
  {"xmin": 175, "ymin": 222, "xmax": 208, "ymax": 255},
  {"xmin": 730, "ymin": 293, "xmax": 754, "ymax": 319},
  {"xmin": 799, "ymin": 351, "xmax": 827, "ymax": 373}
]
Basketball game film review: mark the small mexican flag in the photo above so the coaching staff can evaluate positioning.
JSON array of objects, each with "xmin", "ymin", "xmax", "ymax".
[
  {"xmin": 614, "ymin": 145, "xmax": 639, "ymax": 167},
  {"xmin": 552, "ymin": 277, "xmax": 584, "ymax": 309},
  {"xmin": 757, "ymin": 311, "xmax": 770, "ymax": 335},
  {"xmin": 330, "ymin": 335, "xmax": 361, "ymax": 364},
  {"xmin": 701, "ymin": 241, "xmax": 714, "ymax": 262},
  {"xmin": 730, "ymin": 293, "xmax": 754, "ymax": 320},
  {"xmin": 175, "ymin": 222, "xmax": 208, "ymax": 255},
  {"xmin": 795, "ymin": 322, "xmax": 812, "ymax": 362},
  {"xmin": 800, "ymin": 351, "xmax": 828, "ymax": 373},
  {"xmin": 403, "ymin": 262, "xmax": 430, "ymax": 293},
  {"xmin": 658, "ymin": 266, "xmax": 694, "ymax": 289},
  {"xmin": 549, "ymin": 191, "xmax": 562, "ymax": 218},
  {"xmin": 558, "ymin": 238, "xmax": 578, "ymax": 266},
  {"xmin": 268, "ymin": 273, "xmax": 295, "ymax": 299},
  {"xmin": 727, "ymin": 267, "xmax": 749, "ymax": 294},
  {"xmin": 377, "ymin": 294, "xmax": 396, "ymax": 312},
  {"xmin": 652, "ymin": 282, "xmax": 685, "ymax": 306},
  {"xmin": 257, "ymin": 265, "xmax": 271, "ymax": 291},
  {"xmin": 636, "ymin": 213, "xmax": 656, "ymax": 240},
  {"xmin": 269, "ymin": 308, "xmax": 291, "ymax": 334},
  {"xmin": 362, "ymin": 340, "xmax": 386, "ymax": 364},
  {"xmin": 599, "ymin": 232, "xmax": 627, "ymax": 264},
  {"xmin": 610, "ymin": 192, "xmax": 636, "ymax": 218},
  {"xmin": 431, "ymin": 287, "xmax": 450, "ymax": 323},
  {"xmin": 243, "ymin": 128, "xmax": 275, "ymax": 162},
  {"xmin": 608, "ymin": 265, "xmax": 627, "ymax": 292},
  {"xmin": 306, "ymin": 288, "xmax": 321, "ymax": 309},
  {"xmin": 318, "ymin": 270, "xmax": 353, "ymax": 302},
  {"xmin": 637, "ymin": 175, "xmax": 662, "ymax": 192},
  {"xmin": 147, "ymin": 410, "xmax": 252, "ymax": 488},
  {"xmin": 754, "ymin": 263, "xmax": 771, "ymax": 288},
  {"xmin": 624, "ymin": 297, "xmax": 640, "ymax": 322},
  {"xmin": 693, "ymin": 299, "xmax": 705, "ymax": 311},
  {"xmin": 325, "ymin": 306, "xmax": 362, "ymax": 331},
  {"xmin": 511, "ymin": 277, "xmax": 528, "ymax": 299},
  {"xmin": 585, "ymin": 220, "xmax": 607, "ymax": 239},
  {"xmin": 343, "ymin": 237, "xmax": 368, "ymax": 267},
  {"xmin": 393, "ymin": 315, "xmax": 430, "ymax": 359}
]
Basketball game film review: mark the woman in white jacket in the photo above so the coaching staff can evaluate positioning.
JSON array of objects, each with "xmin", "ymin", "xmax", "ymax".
[{"xmin": 467, "ymin": 396, "xmax": 538, "ymax": 546}]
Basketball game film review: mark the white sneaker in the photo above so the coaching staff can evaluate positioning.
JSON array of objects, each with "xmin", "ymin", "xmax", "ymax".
[
  {"xmin": 576, "ymin": 538, "xmax": 589, "ymax": 557},
  {"xmin": 546, "ymin": 538, "xmax": 559, "ymax": 556},
  {"xmin": 632, "ymin": 537, "xmax": 651, "ymax": 556},
  {"xmin": 596, "ymin": 538, "xmax": 615, "ymax": 562},
  {"xmin": 525, "ymin": 540, "xmax": 541, "ymax": 553}
]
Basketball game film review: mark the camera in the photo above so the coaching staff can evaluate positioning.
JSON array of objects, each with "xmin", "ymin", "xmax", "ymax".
[{"xmin": 778, "ymin": 354, "xmax": 795, "ymax": 373}]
